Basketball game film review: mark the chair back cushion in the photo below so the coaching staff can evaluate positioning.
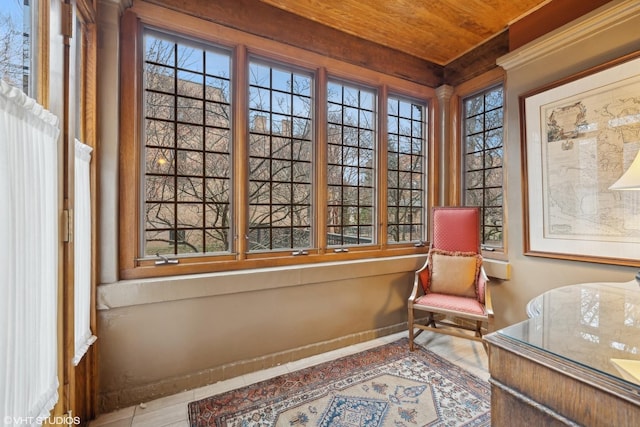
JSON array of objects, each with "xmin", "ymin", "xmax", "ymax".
[
  {"xmin": 432, "ymin": 207, "xmax": 480, "ymax": 253},
  {"xmin": 428, "ymin": 249, "xmax": 481, "ymax": 298}
]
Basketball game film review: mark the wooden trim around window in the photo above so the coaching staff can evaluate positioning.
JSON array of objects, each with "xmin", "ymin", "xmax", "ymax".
[
  {"xmin": 233, "ymin": 44, "xmax": 248, "ymax": 260},
  {"xmin": 119, "ymin": 9, "xmax": 143, "ymax": 275},
  {"xmin": 36, "ymin": 0, "xmax": 50, "ymax": 106},
  {"xmin": 315, "ymin": 67, "xmax": 329, "ymax": 253}
]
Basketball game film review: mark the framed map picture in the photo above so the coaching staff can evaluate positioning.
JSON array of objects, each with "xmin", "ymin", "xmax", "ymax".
[{"xmin": 520, "ymin": 52, "xmax": 640, "ymax": 266}]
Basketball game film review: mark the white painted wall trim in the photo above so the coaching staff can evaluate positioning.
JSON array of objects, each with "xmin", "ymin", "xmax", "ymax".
[{"xmin": 497, "ymin": 0, "xmax": 640, "ymax": 71}]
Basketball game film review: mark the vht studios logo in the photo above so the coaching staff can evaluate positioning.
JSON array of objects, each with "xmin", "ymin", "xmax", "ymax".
[{"xmin": 4, "ymin": 413, "xmax": 81, "ymax": 425}]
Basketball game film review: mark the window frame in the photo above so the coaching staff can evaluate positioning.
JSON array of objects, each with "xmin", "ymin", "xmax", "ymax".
[
  {"xmin": 451, "ymin": 68, "xmax": 507, "ymax": 260},
  {"xmin": 140, "ymin": 29, "xmax": 235, "ymax": 258},
  {"xmin": 119, "ymin": 3, "xmax": 435, "ymax": 279},
  {"xmin": 247, "ymin": 57, "xmax": 316, "ymax": 253},
  {"xmin": 326, "ymin": 78, "xmax": 378, "ymax": 249},
  {"xmin": 386, "ymin": 94, "xmax": 428, "ymax": 246}
]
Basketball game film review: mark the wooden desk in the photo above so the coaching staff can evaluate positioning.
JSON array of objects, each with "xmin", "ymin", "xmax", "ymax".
[{"xmin": 485, "ymin": 281, "xmax": 640, "ymax": 426}]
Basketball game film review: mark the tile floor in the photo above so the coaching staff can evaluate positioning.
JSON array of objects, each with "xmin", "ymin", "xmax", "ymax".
[{"xmin": 89, "ymin": 330, "xmax": 489, "ymax": 427}]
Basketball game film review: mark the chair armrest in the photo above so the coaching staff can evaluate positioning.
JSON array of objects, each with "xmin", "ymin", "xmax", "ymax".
[
  {"xmin": 480, "ymin": 267, "xmax": 494, "ymax": 318},
  {"xmin": 409, "ymin": 260, "xmax": 430, "ymax": 303}
]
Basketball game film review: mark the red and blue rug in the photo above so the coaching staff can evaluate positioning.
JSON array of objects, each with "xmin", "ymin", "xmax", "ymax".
[{"xmin": 188, "ymin": 338, "xmax": 490, "ymax": 426}]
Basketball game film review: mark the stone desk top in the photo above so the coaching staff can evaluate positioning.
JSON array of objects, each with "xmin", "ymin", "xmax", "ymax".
[{"xmin": 500, "ymin": 280, "xmax": 640, "ymax": 387}]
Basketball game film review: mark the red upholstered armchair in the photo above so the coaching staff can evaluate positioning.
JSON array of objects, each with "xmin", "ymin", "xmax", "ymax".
[{"xmin": 408, "ymin": 206, "xmax": 493, "ymax": 351}]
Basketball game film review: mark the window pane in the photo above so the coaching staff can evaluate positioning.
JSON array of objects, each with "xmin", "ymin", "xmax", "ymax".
[
  {"xmin": 327, "ymin": 81, "xmax": 377, "ymax": 247},
  {"xmin": 146, "ymin": 119, "xmax": 174, "ymax": 147},
  {"xmin": 464, "ymin": 95, "xmax": 484, "ymax": 117},
  {"xmin": 146, "ymin": 175, "xmax": 175, "ymax": 202},
  {"xmin": 485, "ymin": 164, "xmax": 502, "ymax": 187},
  {"xmin": 387, "ymin": 96, "xmax": 426, "ymax": 244},
  {"xmin": 465, "ymin": 114, "xmax": 484, "ymax": 135},
  {"xmin": 462, "ymin": 85, "xmax": 504, "ymax": 248},
  {"xmin": 483, "ymin": 206, "xmax": 503, "ymax": 245},
  {"xmin": 142, "ymin": 30, "xmax": 232, "ymax": 256},
  {"xmin": 177, "ymin": 124, "xmax": 203, "ymax": 150},
  {"xmin": 466, "ymin": 134, "xmax": 483, "ymax": 154},
  {"xmin": 485, "ymin": 87, "xmax": 503, "ymax": 110},
  {"xmin": 465, "ymin": 188, "xmax": 483, "ymax": 207},
  {"xmin": 465, "ymin": 170, "xmax": 483, "ymax": 190},
  {"xmin": 0, "ymin": 1, "xmax": 35, "ymax": 95},
  {"xmin": 176, "ymin": 177, "xmax": 203, "ymax": 201},
  {"xmin": 248, "ymin": 60, "xmax": 313, "ymax": 251}
]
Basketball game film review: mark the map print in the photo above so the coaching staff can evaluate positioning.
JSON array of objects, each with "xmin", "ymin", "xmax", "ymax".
[{"xmin": 542, "ymin": 81, "xmax": 640, "ymax": 243}]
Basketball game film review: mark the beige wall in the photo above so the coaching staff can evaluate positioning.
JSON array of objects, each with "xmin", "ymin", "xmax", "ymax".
[
  {"xmin": 96, "ymin": 257, "xmax": 424, "ymax": 411},
  {"xmin": 95, "ymin": 0, "xmax": 640, "ymax": 414}
]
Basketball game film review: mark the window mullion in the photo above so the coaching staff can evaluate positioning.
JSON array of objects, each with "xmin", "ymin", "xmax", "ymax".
[
  {"xmin": 378, "ymin": 85, "xmax": 388, "ymax": 247},
  {"xmin": 201, "ymin": 49, "xmax": 207, "ymax": 253},
  {"xmin": 172, "ymin": 41, "xmax": 179, "ymax": 255},
  {"xmin": 234, "ymin": 45, "xmax": 249, "ymax": 259},
  {"xmin": 315, "ymin": 67, "xmax": 328, "ymax": 252},
  {"xmin": 268, "ymin": 68, "xmax": 274, "ymax": 250}
]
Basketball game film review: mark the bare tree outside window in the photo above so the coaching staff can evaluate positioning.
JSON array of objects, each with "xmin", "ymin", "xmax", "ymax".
[
  {"xmin": 463, "ymin": 85, "xmax": 504, "ymax": 248},
  {"xmin": 142, "ymin": 31, "xmax": 232, "ymax": 257},
  {"xmin": 387, "ymin": 97, "xmax": 426, "ymax": 244},
  {"xmin": 0, "ymin": 0, "xmax": 32, "ymax": 95},
  {"xmin": 248, "ymin": 61, "xmax": 313, "ymax": 251},
  {"xmin": 327, "ymin": 81, "xmax": 376, "ymax": 246}
]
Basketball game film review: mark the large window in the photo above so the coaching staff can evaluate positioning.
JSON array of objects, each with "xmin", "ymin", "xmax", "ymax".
[
  {"xmin": 326, "ymin": 81, "xmax": 376, "ymax": 247},
  {"xmin": 462, "ymin": 85, "xmax": 504, "ymax": 248},
  {"xmin": 120, "ymin": 6, "xmax": 433, "ymax": 278},
  {"xmin": 387, "ymin": 96, "xmax": 426, "ymax": 244},
  {"xmin": 142, "ymin": 31, "xmax": 232, "ymax": 256},
  {"xmin": 248, "ymin": 61, "xmax": 313, "ymax": 252}
]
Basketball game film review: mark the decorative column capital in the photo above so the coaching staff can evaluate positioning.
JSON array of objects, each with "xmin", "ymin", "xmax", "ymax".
[
  {"xmin": 435, "ymin": 84, "xmax": 454, "ymax": 102},
  {"xmin": 98, "ymin": 0, "xmax": 133, "ymax": 15}
]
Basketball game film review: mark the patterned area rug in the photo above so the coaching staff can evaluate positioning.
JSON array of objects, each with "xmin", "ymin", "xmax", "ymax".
[{"xmin": 188, "ymin": 338, "xmax": 490, "ymax": 426}]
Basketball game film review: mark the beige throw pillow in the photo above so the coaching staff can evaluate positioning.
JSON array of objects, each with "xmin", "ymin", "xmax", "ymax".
[{"xmin": 429, "ymin": 249, "xmax": 481, "ymax": 298}]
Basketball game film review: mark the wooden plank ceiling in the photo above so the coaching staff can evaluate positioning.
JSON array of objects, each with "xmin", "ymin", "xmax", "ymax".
[{"xmin": 258, "ymin": 0, "xmax": 551, "ymax": 65}]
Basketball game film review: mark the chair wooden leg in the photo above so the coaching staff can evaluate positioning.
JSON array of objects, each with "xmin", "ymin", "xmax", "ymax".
[
  {"xmin": 475, "ymin": 320, "xmax": 483, "ymax": 338},
  {"xmin": 408, "ymin": 307, "xmax": 415, "ymax": 351},
  {"xmin": 428, "ymin": 313, "xmax": 436, "ymax": 328}
]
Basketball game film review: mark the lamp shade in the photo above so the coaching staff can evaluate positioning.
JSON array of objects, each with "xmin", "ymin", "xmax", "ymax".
[{"xmin": 610, "ymin": 150, "xmax": 640, "ymax": 190}]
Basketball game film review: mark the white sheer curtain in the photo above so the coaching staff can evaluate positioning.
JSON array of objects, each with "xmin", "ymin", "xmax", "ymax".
[
  {"xmin": 73, "ymin": 139, "xmax": 96, "ymax": 365},
  {"xmin": 0, "ymin": 79, "xmax": 60, "ymax": 423}
]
